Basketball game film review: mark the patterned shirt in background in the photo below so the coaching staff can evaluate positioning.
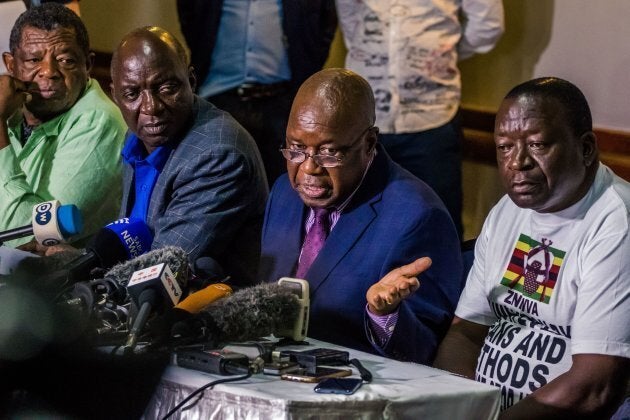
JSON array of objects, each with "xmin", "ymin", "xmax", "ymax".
[{"xmin": 336, "ymin": 0, "xmax": 504, "ymax": 134}]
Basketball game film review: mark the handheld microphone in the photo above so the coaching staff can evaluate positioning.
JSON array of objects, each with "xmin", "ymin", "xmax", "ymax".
[
  {"xmin": 118, "ymin": 246, "xmax": 189, "ymax": 353},
  {"xmin": 0, "ymin": 200, "xmax": 82, "ymax": 246},
  {"xmin": 124, "ymin": 263, "xmax": 184, "ymax": 352},
  {"xmin": 175, "ymin": 283, "xmax": 233, "ymax": 314},
  {"xmin": 59, "ymin": 218, "xmax": 153, "ymax": 285},
  {"xmin": 127, "ymin": 263, "xmax": 185, "ymax": 308},
  {"xmin": 4, "ymin": 218, "xmax": 152, "ymax": 296},
  {"xmin": 105, "ymin": 245, "xmax": 188, "ymax": 289},
  {"xmin": 276, "ymin": 278, "xmax": 309, "ymax": 342}
]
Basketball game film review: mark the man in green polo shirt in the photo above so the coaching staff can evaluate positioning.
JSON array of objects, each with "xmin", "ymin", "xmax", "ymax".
[{"xmin": 0, "ymin": 3, "xmax": 125, "ymax": 246}]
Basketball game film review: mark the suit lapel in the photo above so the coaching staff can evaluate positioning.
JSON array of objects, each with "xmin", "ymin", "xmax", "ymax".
[
  {"xmin": 306, "ymin": 198, "xmax": 379, "ymax": 293},
  {"xmin": 271, "ymin": 184, "xmax": 306, "ymax": 279},
  {"xmin": 306, "ymin": 148, "xmax": 389, "ymax": 293},
  {"xmin": 120, "ymin": 164, "xmax": 134, "ymax": 219}
]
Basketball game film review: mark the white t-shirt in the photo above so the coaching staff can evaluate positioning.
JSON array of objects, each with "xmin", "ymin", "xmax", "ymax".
[{"xmin": 456, "ymin": 164, "xmax": 630, "ymax": 410}]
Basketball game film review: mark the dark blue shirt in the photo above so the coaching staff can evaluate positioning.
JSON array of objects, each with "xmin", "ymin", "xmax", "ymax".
[
  {"xmin": 199, "ymin": 0, "xmax": 290, "ymax": 97},
  {"xmin": 121, "ymin": 134, "xmax": 171, "ymax": 222}
]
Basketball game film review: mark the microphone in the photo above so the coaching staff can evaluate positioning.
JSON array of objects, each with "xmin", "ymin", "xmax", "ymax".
[
  {"xmin": 175, "ymin": 283, "xmax": 233, "ymax": 314},
  {"xmin": 276, "ymin": 278, "xmax": 309, "ymax": 342},
  {"xmin": 116, "ymin": 246, "xmax": 189, "ymax": 353},
  {"xmin": 104, "ymin": 245, "xmax": 188, "ymax": 289},
  {"xmin": 124, "ymin": 263, "xmax": 184, "ymax": 352},
  {"xmin": 0, "ymin": 200, "xmax": 82, "ymax": 246},
  {"xmin": 171, "ymin": 282, "xmax": 304, "ymax": 346},
  {"xmin": 4, "ymin": 218, "xmax": 152, "ymax": 295},
  {"xmin": 58, "ymin": 218, "xmax": 153, "ymax": 285}
]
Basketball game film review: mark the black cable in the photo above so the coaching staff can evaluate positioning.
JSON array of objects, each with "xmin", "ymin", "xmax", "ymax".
[
  {"xmin": 179, "ymin": 392, "xmax": 205, "ymax": 412},
  {"xmin": 349, "ymin": 358, "xmax": 372, "ymax": 383},
  {"xmin": 161, "ymin": 371, "xmax": 252, "ymax": 420}
]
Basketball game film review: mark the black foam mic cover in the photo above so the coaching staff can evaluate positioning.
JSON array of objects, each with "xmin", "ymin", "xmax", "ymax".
[
  {"xmin": 88, "ymin": 228, "xmax": 132, "ymax": 269},
  {"xmin": 170, "ymin": 284, "xmax": 301, "ymax": 346}
]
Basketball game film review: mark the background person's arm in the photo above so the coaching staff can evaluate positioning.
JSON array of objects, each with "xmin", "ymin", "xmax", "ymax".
[
  {"xmin": 0, "ymin": 75, "xmax": 30, "ymax": 150},
  {"xmin": 433, "ymin": 316, "xmax": 490, "ymax": 379},
  {"xmin": 500, "ymin": 353, "xmax": 629, "ymax": 419},
  {"xmin": 459, "ymin": 0, "xmax": 505, "ymax": 60}
]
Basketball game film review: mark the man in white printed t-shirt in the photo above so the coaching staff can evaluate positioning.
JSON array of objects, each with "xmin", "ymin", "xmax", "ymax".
[{"xmin": 434, "ymin": 77, "xmax": 629, "ymax": 418}]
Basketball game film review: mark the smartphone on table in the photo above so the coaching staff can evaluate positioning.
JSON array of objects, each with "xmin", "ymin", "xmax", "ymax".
[
  {"xmin": 280, "ymin": 367, "xmax": 352, "ymax": 383},
  {"xmin": 313, "ymin": 377, "xmax": 364, "ymax": 395}
]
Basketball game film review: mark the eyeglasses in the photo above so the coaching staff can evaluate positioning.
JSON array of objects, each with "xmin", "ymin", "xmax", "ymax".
[{"xmin": 280, "ymin": 126, "xmax": 373, "ymax": 168}]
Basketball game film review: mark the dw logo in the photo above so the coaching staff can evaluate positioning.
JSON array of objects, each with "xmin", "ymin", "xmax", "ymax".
[{"xmin": 34, "ymin": 202, "xmax": 54, "ymax": 226}]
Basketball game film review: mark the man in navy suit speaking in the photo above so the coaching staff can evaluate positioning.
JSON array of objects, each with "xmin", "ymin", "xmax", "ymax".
[{"xmin": 259, "ymin": 68, "xmax": 463, "ymax": 363}]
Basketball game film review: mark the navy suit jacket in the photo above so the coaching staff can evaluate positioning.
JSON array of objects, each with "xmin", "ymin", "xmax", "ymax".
[
  {"xmin": 259, "ymin": 147, "xmax": 463, "ymax": 363},
  {"xmin": 121, "ymin": 97, "xmax": 268, "ymax": 287}
]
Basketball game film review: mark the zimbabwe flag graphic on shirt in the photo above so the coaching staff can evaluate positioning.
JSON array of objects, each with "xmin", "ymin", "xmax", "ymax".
[{"xmin": 500, "ymin": 234, "xmax": 566, "ymax": 304}]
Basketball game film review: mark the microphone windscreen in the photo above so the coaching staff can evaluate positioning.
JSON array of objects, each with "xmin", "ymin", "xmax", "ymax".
[
  {"xmin": 37, "ymin": 218, "xmax": 154, "ymax": 288},
  {"xmin": 88, "ymin": 218, "xmax": 153, "ymax": 269},
  {"xmin": 88, "ymin": 229, "xmax": 131, "ymax": 270},
  {"xmin": 200, "ymin": 283, "xmax": 301, "ymax": 342},
  {"xmin": 105, "ymin": 246, "xmax": 189, "ymax": 288},
  {"xmin": 56, "ymin": 204, "xmax": 83, "ymax": 238},
  {"xmin": 175, "ymin": 283, "xmax": 232, "ymax": 314},
  {"xmin": 31, "ymin": 200, "xmax": 83, "ymax": 246},
  {"xmin": 102, "ymin": 218, "xmax": 153, "ymax": 260}
]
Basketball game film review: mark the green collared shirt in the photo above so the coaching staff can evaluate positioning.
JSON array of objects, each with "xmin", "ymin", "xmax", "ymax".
[{"xmin": 0, "ymin": 79, "xmax": 126, "ymax": 246}]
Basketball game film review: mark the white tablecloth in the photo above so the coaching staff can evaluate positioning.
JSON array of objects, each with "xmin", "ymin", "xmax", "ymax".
[{"xmin": 144, "ymin": 339, "xmax": 500, "ymax": 420}]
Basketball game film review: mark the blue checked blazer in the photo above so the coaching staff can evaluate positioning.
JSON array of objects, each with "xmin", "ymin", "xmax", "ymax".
[
  {"xmin": 259, "ymin": 146, "xmax": 463, "ymax": 363},
  {"xmin": 120, "ymin": 97, "xmax": 269, "ymax": 287}
]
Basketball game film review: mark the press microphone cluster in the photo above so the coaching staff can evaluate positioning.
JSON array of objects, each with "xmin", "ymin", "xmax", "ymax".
[
  {"xmin": 0, "ymin": 200, "xmax": 82, "ymax": 246},
  {"xmin": 4, "ymin": 218, "xmax": 154, "ymax": 314},
  {"xmin": 48, "ymin": 246, "xmax": 191, "ymax": 348},
  {"xmin": 24, "ymin": 247, "xmax": 308, "ymax": 353}
]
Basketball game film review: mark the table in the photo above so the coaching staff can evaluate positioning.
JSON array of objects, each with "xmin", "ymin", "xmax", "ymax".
[{"xmin": 144, "ymin": 339, "xmax": 500, "ymax": 419}]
